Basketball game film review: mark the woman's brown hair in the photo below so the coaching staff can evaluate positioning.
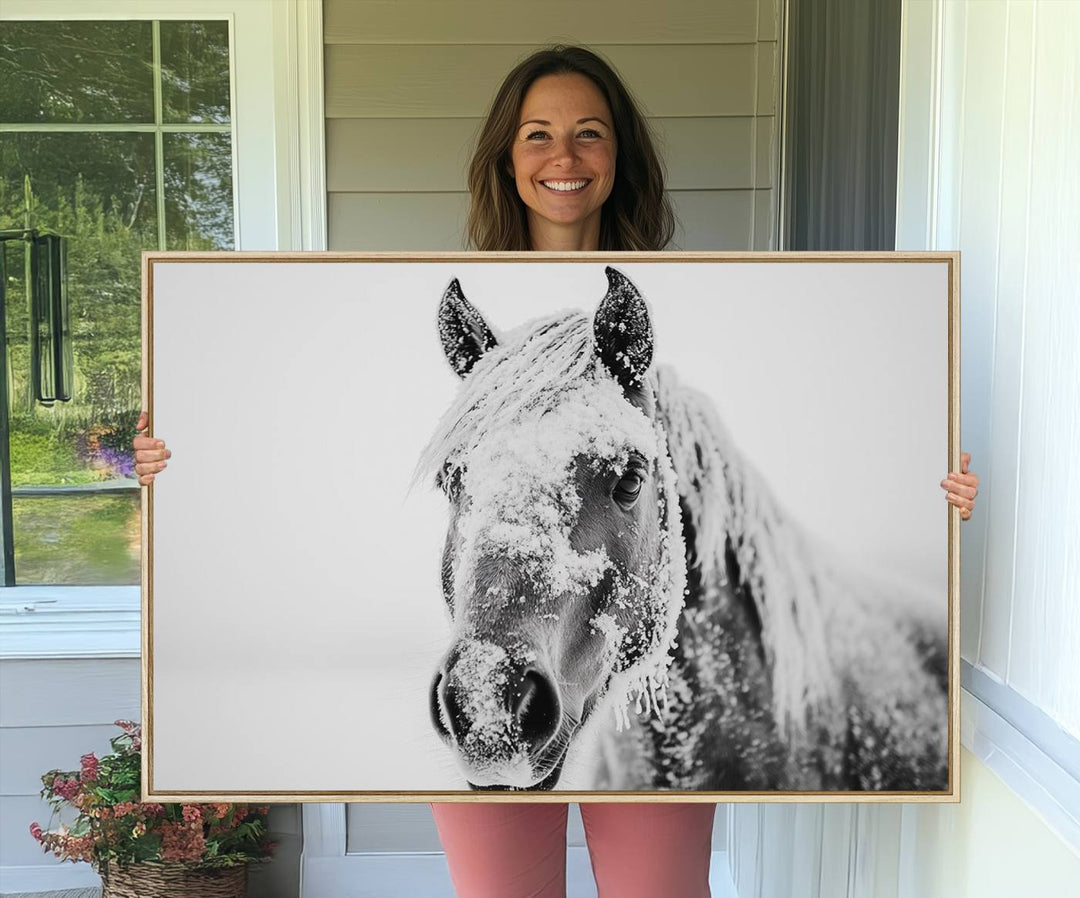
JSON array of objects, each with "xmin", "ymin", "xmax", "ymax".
[{"xmin": 466, "ymin": 45, "xmax": 676, "ymax": 252}]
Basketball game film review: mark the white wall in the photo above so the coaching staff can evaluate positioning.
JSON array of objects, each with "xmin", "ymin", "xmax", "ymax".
[
  {"xmin": 905, "ymin": 0, "xmax": 1080, "ymax": 737},
  {"xmin": 891, "ymin": 0, "xmax": 1080, "ymax": 887},
  {"xmin": 899, "ymin": 748, "xmax": 1080, "ymax": 898}
]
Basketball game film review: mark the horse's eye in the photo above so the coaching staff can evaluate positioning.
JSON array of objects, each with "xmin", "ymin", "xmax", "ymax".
[{"xmin": 613, "ymin": 470, "xmax": 644, "ymax": 510}]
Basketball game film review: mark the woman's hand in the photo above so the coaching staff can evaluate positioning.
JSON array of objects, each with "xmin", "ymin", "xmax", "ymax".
[
  {"xmin": 941, "ymin": 451, "xmax": 979, "ymax": 521},
  {"xmin": 133, "ymin": 410, "xmax": 171, "ymax": 486}
]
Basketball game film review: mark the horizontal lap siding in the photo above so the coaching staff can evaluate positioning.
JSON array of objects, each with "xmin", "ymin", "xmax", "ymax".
[
  {"xmin": 0, "ymin": 724, "xmax": 127, "ymax": 796},
  {"xmin": 325, "ymin": 44, "xmax": 762, "ymax": 118},
  {"xmin": 0, "ymin": 659, "xmax": 140, "ymax": 867},
  {"xmin": 324, "ymin": 0, "xmax": 780, "ymax": 253},
  {"xmin": 0, "ymin": 660, "xmax": 140, "ymax": 728},
  {"xmin": 328, "ymin": 189, "xmax": 762, "ymax": 251},
  {"xmin": 324, "ymin": 0, "xmax": 761, "ymax": 45},
  {"xmin": 327, "ymin": 117, "xmax": 770, "ymax": 192}
]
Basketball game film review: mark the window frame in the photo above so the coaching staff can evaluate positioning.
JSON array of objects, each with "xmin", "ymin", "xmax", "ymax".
[{"xmin": 0, "ymin": 0, "xmax": 326, "ymax": 658}]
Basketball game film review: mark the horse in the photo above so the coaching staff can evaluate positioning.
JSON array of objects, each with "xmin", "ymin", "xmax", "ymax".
[{"xmin": 418, "ymin": 266, "xmax": 948, "ymax": 792}]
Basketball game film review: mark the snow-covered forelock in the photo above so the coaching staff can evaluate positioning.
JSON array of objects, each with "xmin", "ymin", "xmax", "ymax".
[{"xmin": 452, "ymin": 371, "xmax": 655, "ymax": 602}]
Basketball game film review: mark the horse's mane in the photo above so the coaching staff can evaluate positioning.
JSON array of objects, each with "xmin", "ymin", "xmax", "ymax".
[
  {"xmin": 415, "ymin": 311, "xmax": 596, "ymax": 484},
  {"xmin": 654, "ymin": 367, "xmax": 850, "ymax": 739}
]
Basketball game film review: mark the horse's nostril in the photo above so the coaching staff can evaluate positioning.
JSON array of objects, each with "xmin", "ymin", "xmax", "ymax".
[
  {"xmin": 429, "ymin": 671, "xmax": 452, "ymax": 740},
  {"xmin": 514, "ymin": 669, "xmax": 560, "ymax": 746},
  {"xmin": 432, "ymin": 670, "xmax": 472, "ymax": 744}
]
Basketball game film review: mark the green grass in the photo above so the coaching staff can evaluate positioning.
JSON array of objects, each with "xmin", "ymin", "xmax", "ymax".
[{"xmin": 13, "ymin": 493, "xmax": 141, "ymax": 585}]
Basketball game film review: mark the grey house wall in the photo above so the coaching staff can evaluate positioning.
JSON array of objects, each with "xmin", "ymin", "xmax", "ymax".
[
  {"xmin": 322, "ymin": 0, "xmax": 782, "ymax": 854},
  {"xmin": 0, "ymin": 659, "xmax": 299, "ymax": 898},
  {"xmin": 324, "ymin": 0, "xmax": 782, "ymax": 251},
  {"xmin": 0, "ymin": 661, "xmax": 142, "ymax": 875}
]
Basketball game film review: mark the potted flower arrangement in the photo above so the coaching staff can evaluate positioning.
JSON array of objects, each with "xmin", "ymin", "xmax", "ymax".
[{"xmin": 30, "ymin": 720, "xmax": 275, "ymax": 897}]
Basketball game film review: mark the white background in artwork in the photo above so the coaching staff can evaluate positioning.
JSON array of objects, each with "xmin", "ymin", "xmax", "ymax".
[{"xmin": 149, "ymin": 260, "xmax": 948, "ymax": 791}]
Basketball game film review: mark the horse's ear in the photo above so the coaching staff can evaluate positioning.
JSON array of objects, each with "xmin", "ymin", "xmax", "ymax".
[
  {"xmin": 438, "ymin": 278, "xmax": 498, "ymax": 378},
  {"xmin": 593, "ymin": 267, "xmax": 653, "ymax": 391}
]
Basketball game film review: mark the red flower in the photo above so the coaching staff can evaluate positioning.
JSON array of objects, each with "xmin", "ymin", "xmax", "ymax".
[
  {"xmin": 80, "ymin": 753, "xmax": 100, "ymax": 782},
  {"xmin": 181, "ymin": 805, "xmax": 202, "ymax": 824},
  {"xmin": 160, "ymin": 821, "xmax": 205, "ymax": 863},
  {"xmin": 52, "ymin": 777, "xmax": 80, "ymax": 800},
  {"xmin": 29, "ymin": 822, "xmax": 43, "ymax": 842}
]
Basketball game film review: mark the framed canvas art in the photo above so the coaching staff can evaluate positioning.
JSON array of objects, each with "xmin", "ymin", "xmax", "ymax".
[{"xmin": 141, "ymin": 252, "xmax": 959, "ymax": 802}]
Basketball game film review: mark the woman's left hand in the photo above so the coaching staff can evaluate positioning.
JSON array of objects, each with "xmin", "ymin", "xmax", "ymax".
[{"xmin": 941, "ymin": 451, "xmax": 979, "ymax": 521}]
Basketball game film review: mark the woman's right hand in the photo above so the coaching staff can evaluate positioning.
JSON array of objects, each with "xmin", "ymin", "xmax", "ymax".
[{"xmin": 133, "ymin": 410, "xmax": 171, "ymax": 486}]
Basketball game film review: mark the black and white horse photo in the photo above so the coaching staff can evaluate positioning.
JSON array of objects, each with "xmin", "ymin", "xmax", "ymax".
[{"xmin": 421, "ymin": 267, "xmax": 948, "ymax": 793}]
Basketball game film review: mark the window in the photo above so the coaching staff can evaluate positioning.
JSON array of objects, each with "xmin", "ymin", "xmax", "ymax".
[{"xmin": 1, "ymin": 19, "xmax": 234, "ymax": 586}]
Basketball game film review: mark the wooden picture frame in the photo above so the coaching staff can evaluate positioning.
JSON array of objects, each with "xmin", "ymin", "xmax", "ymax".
[{"xmin": 141, "ymin": 251, "xmax": 960, "ymax": 803}]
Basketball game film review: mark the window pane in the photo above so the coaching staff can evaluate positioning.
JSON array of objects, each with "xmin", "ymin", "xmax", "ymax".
[
  {"xmin": 12, "ymin": 493, "xmax": 141, "ymax": 585},
  {"xmin": 0, "ymin": 133, "xmax": 158, "ymax": 245},
  {"xmin": 1, "ymin": 131, "xmax": 156, "ymax": 438},
  {"xmin": 164, "ymin": 132, "xmax": 235, "ymax": 249},
  {"xmin": 2, "ymin": 132, "xmax": 153, "ymax": 585},
  {"xmin": 160, "ymin": 20, "xmax": 232, "ymax": 124},
  {"xmin": 0, "ymin": 21, "xmax": 154, "ymax": 124},
  {"xmin": 1, "ymin": 19, "xmax": 235, "ymax": 587}
]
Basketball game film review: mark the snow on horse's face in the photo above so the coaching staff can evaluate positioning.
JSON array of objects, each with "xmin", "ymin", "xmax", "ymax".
[{"xmin": 425, "ymin": 269, "xmax": 685, "ymax": 790}]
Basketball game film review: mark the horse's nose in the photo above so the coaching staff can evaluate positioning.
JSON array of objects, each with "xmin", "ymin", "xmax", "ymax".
[
  {"xmin": 430, "ymin": 649, "xmax": 561, "ymax": 754},
  {"xmin": 513, "ymin": 668, "xmax": 560, "ymax": 747}
]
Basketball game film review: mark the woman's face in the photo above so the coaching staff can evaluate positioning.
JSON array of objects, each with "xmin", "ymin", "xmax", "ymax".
[{"xmin": 509, "ymin": 73, "xmax": 617, "ymax": 239}]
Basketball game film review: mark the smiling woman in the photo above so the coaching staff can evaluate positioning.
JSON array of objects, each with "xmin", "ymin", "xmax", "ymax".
[
  {"xmin": 465, "ymin": 45, "xmax": 675, "ymax": 253},
  {"xmin": 508, "ymin": 73, "xmax": 618, "ymax": 251}
]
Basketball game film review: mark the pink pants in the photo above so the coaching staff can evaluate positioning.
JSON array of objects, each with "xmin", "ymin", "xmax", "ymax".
[{"xmin": 431, "ymin": 802, "xmax": 715, "ymax": 898}]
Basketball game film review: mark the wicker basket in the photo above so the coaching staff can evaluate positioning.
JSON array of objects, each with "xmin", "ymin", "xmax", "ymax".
[{"xmin": 100, "ymin": 862, "xmax": 247, "ymax": 898}]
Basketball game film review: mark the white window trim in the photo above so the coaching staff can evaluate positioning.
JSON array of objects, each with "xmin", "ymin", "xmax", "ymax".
[
  {"xmin": 961, "ymin": 667, "xmax": 1080, "ymax": 854},
  {"xmin": 0, "ymin": 0, "xmax": 326, "ymax": 659}
]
